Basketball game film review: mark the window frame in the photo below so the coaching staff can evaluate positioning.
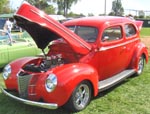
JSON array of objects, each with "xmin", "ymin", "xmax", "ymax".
[
  {"xmin": 66, "ymin": 25, "xmax": 99, "ymax": 43},
  {"xmin": 101, "ymin": 25, "xmax": 123, "ymax": 43},
  {"xmin": 124, "ymin": 23, "xmax": 137, "ymax": 38}
]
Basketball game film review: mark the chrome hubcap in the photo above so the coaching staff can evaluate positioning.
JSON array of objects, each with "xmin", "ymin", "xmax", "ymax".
[
  {"xmin": 138, "ymin": 56, "xmax": 144, "ymax": 74},
  {"xmin": 74, "ymin": 84, "xmax": 90, "ymax": 109}
]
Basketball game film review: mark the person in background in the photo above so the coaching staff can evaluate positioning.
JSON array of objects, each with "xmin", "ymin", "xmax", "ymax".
[{"xmin": 3, "ymin": 18, "xmax": 13, "ymax": 44}]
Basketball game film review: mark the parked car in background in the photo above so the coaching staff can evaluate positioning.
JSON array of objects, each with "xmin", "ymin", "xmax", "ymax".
[
  {"xmin": 1, "ymin": 2, "xmax": 149, "ymax": 112},
  {"xmin": 0, "ymin": 29, "xmax": 43, "ymax": 68}
]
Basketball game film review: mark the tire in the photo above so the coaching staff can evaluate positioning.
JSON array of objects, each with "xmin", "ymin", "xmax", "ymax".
[
  {"xmin": 136, "ymin": 55, "xmax": 145, "ymax": 76},
  {"xmin": 64, "ymin": 81, "xmax": 92, "ymax": 112}
]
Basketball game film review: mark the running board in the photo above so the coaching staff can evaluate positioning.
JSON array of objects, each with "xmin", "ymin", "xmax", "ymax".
[{"xmin": 98, "ymin": 69, "xmax": 136, "ymax": 92}]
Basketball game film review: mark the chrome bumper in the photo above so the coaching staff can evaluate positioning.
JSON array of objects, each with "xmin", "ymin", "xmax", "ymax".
[{"xmin": 0, "ymin": 86, "xmax": 58, "ymax": 109}]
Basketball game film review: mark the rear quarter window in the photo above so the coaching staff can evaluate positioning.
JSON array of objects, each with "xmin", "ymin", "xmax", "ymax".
[{"xmin": 124, "ymin": 24, "xmax": 136, "ymax": 37}]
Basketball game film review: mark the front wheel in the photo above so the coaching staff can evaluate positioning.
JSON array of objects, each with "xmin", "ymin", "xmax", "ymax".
[
  {"xmin": 64, "ymin": 81, "xmax": 92, "ymax": 112},
  {"xmin": 136, "ymin": 55, "xmax": 145, "ymax": 76}
]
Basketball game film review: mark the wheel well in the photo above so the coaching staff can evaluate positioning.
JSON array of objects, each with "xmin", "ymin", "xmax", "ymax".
[
  {"xmin": 142, "ymin": 53, "xmax": 146, "ymax": 59},
  {"xmin": 63, "ymin": 80, "xmax": 95, "ymax": 112},
  {"xmin": 83, "ymin": 80, "xmax": 95, "ymax": 98},
  {"xmin": 142, "ymin": 53, "xmax": 146, "ymax": 61}
]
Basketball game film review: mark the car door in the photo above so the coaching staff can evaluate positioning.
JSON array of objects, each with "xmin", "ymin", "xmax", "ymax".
[{"xmin": 97, "ymin": 25, "xmax": 128, "ymax": 80}]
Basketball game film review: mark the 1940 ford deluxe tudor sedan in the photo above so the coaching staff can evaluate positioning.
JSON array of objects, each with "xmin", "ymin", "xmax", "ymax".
[{"xmin": 1, "ymin": 2, "xmax": 149, "ymax": 112}]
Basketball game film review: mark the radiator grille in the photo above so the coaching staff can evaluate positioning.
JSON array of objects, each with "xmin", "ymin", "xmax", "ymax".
[{"xmin": 17, "ymin": 73, "xmax": 33, "ymax": 99}]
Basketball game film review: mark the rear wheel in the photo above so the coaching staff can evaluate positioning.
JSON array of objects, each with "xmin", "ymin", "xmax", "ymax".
[
  {"xmin": 64, "ymin": 81, "xmax": 92, "ymax": 112},
  {"xmin": 136, "ymin": 55, "xmax": 145, "ymax": 76}
]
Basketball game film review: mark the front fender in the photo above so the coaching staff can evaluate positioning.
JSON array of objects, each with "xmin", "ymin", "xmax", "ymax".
[
  {"xmin": 4, "ymin": 57, "xmax": 39, "ymax": 90},
  {"xmin": 42, "ymin": 63, "xmax": 99, "ymax": 106},
  {"xmin": 10, "ymin": 57, "xmax": 39, "ymax": 70},
  {"xmin": 130, "ymin": 42, "xmax": 148, "ymax": 69}
]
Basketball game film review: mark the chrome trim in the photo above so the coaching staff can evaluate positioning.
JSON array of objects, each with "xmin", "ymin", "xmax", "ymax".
[
  {"xmin": 98, "ymin": 69, "xmax": 136, "ymax": 91},
  {"xmin": 100, "ymin": 38, "xmax": 139, "ymax": 51},
  {"xmin": 0, "ymin": 87, "xmax": 58, "ymax": 109}
]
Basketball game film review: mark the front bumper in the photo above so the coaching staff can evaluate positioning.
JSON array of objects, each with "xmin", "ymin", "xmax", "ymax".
[{"xmin": 0, "ymin": 86, "xmax": 58, "ymax": 109}]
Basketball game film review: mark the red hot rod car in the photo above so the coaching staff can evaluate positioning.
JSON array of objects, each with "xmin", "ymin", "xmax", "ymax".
[{"xmin": 1, "ymin": 2, "xmax": 149, "ymax": 112}]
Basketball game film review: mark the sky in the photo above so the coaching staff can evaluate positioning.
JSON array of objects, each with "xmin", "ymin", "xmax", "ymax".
[{"xmin": 9, "ymin": 0, "xmax": 150, "ymax": 16}]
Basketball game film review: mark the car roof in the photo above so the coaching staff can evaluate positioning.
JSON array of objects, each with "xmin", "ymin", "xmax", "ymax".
[{"xmin": 63, "ymin": 16, "xmax": 134, "ymax": 27}]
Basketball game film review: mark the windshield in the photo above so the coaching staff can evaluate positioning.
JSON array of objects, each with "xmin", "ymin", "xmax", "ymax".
[{"xmin": 66, "ymin": 26, "xmax": 98, "ymax": 43}]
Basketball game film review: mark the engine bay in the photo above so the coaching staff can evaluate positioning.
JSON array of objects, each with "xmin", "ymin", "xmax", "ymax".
[
  {"xmin": 22, "ymin": 41, "xmax": 81, "ymax": 73},
  {"xmin": 23, "ymin": 54, "xmax": 65, "ymax": 72}
]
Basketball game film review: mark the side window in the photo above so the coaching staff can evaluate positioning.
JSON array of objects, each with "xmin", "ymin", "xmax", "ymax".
[
  {"xmin": 102, "ymin": 26, "xmax": 122, "ymax": 42},
  {"xmin": 77, "ymin": 26, "xmax": 98, "ymax": 42},
  {"xmin": 67, "ymin": 26, "xmax": 98, "ymax": 42},
  {"xmin": 125, "ymin": 24, "xmax": 136, "ymax": 37},
  {"xmin": 66, "ymin": 26, "xmax": 76, "ymax": 32}
]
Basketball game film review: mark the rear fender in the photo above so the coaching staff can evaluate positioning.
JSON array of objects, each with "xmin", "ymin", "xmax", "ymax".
[{"xmin": 129, "ymin": 42, "xmax": 148, "ymax": 70}]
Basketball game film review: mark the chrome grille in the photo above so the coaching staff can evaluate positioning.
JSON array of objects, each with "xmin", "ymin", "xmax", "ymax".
[{"xmin": 17, "ymin": 72, "xmax": 33, "ymax": 99}]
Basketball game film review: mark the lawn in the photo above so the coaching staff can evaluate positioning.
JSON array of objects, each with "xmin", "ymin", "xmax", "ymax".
[
  {"xmin": 0, "ymin": 27, "xmax": 150, "ymax": 114},
  {"xmin": 140, "ymin": 27, "xmax": 150, "ymax": 56},
  {"xmin": 140, "ymin": 27, "xmax": 150, "ymax": 37}
]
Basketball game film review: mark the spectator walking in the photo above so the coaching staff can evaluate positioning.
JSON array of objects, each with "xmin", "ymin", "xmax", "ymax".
[{"xmin": 3, "ymin": 18, "xmax": 13, "ymax": 44}]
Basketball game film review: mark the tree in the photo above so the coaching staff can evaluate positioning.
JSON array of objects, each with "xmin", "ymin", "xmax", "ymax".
[
  {"xmin": 0, "ymin": 0, "xmax": 11, "ymax": 13},
  {"xmin": 52, "ymin": 0, "xmax": 80, "ymax": 17},
  {"xmin": 26, "ymin": 0, "xmax": 49, "ymax": 9},
  {"xmin": 88, "ymin": 13, "xmax": 94, "ymax": 17},
  {"xmin": 44, "ymin": 5, "xmax": 55, "ymax": 14},
  {"xmin": 109, "ymin": 0, "xmax": 124, "ymax": 16},
  {"xmin": 26, "ymin": 0, "xmax": 55, "ymax": 14},
  {"xmin": 67, "ymin": 11, "xmax": 85, "ymax": 18}
]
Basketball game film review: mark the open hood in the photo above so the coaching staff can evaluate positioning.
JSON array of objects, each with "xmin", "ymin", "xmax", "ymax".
[{"xmin": 14, "ymin": 2, "xmax": 91, "ymax": 55}]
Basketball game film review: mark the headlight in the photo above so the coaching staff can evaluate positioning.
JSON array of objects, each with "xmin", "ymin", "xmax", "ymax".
[
  {"xmin": 45, "ymin": 73, "xmax": 57, "ymax": 92},
  {"xmin": 3, "ymin": 64, "xmax": 11, "ymax": 80}
]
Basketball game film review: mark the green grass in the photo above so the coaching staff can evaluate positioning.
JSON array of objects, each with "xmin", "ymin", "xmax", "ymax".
[
  {"xmin": 140, "ymin": 27, "xmax": 150, "ymax": 37},
  {"xmin": 0, "ymin": 61, "xmax": 150, "ymax": 114}
]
